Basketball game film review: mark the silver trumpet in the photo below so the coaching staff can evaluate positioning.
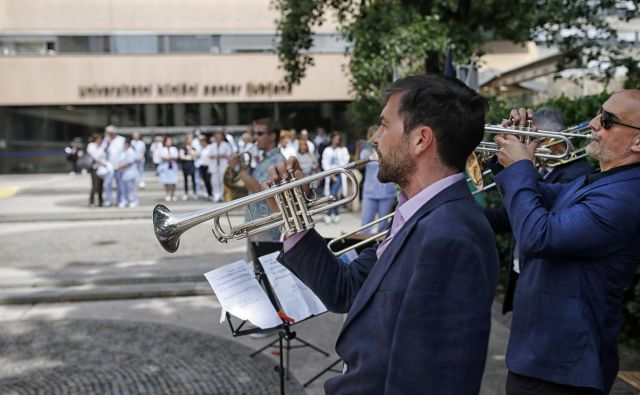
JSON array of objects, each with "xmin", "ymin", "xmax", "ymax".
[
  {"xmin": 327, "ymin": 169, "xmax": 489, "ymax": 256},
  {"xmin": 327, "ymin": 213, "xmax": 394, "ymax": 256},
  {"xmin": 475, "ymin": 123, "xmax": 592, "ymax": 161},
  {"xmin": 153, "ymin": 152, "xmax": 378, "ymax": 252}
]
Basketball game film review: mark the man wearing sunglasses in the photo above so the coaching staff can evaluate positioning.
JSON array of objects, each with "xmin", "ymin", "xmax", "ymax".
[
  {"xmin": 493, "ymin": 89, "xmax": 640, "ymax": 395},
  {"xmin": 229, "ymin": 118, "xmax": 285, "ymax": 267}
]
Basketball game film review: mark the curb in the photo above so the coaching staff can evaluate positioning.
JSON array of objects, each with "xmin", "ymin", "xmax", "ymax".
[{"xmin": 0, "ymin": 281, "xmax": 213, "ymax": 305}]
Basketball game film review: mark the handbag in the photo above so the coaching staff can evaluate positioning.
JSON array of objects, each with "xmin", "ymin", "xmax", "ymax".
[{"xmin": 96, "ymin": 162, "xmax": 113, "ymax": 177}]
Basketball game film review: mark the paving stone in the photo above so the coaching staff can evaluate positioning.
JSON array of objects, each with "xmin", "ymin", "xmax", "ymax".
[{"xmin": 0, "ymin": 319, "xmax": 306, "ymax": 395}]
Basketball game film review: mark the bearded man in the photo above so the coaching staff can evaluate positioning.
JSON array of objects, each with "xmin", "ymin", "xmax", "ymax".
[
  {"xmin": 494, "ymin": 89, "xmax": 640, "ymax": 395},
  {"xmin": 266, "ymin": 75, "xmax": 499, "ymax": 395}
]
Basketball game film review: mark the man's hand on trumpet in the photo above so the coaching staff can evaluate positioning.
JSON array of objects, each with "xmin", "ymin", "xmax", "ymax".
[
  {"xmin": 495, "ymin": 107, "xmax": 540, "ymax": 167},
  {"xmin": 262, "ymin": 157, "xmax": 310, "ymax": 212}
]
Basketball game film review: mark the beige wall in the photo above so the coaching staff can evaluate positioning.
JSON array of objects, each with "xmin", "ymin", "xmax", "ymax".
[
  {"xmin": 478, "ymin": 41, "xmax": 543, "ymax": 73},
  {"xmin": 0, "ymin": 0, "xmax": 339, "ymax": 33},
  {"xmin": 0, "ymin": 53, "xmax": 352, "ymax": 105}
]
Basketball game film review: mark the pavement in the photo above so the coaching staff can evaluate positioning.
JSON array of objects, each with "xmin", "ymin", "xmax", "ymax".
[{"xmin": 0, "ymin": 170, "xmax": 637, "ymax": 395}]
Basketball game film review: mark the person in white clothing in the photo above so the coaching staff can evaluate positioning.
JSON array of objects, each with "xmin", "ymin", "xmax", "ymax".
[
  {"xmin": 101, "ymin": 125, "xmax": 126, "ymax": 207},
  {"xmin": 157, "ymin": 136, "xmax": 179, "ymax": 202},
  {"xmin": 224, "ymin": 129, "xmax": 238, "ymax": 154},
  {"xmin": 117, "ymin": 138, "xmax": 140, "ymax": 208},
  {"xmin": 292, "ymin": 129, "xmax": 315, "ymax": 155},
  {"xmin": 208, "ymin": 132, "xmax": 233, "ymax": 202},
  {"xmin": 279, "ymin": 130, "xmax": 297, "ymax": 159},
  {"xmin": 150, "ymin": 135, "xmax": 164, "ymax": 171},
  {"xmin": 190, "ymin": 131, "xmax": 203, "ymax": 196},
  {"xmin": 130, "ymin": 132, "xmax": 146, "ymax": 189},
  {"xmin": 321, "ymin": 132, "xmax": 350, "ymax": 223}
]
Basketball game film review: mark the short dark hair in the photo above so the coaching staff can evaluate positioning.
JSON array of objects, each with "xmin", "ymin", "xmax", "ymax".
[
  {"xmin": 255, "ymin": 118, "xmax": 281, "ymax": 145},
  {"xmin": 382, "ymin": 75, "xmax": 488, "ymax": 171}
]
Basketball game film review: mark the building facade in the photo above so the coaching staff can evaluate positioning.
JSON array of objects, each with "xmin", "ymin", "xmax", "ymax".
[{"xmin": 0, "ymin": 0, "xmax": 353, "ymax": 172}]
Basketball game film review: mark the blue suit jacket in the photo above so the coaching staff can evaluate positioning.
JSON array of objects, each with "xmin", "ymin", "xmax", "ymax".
[
  {"xmin": 278, "ymin": 180, "xmax": 499, "ymax": 394},
  {"xmin": 495, "ymin": 160, "xmax": 640, "ymax": 393},
  {"xmin": 484, "ymin": 158, "xmax": 595, "ymax": 314}
]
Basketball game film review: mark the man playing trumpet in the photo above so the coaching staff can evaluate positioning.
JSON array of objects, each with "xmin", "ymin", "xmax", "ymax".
[
  {"xmin": 493, "ymin": 89, "xmax": 640, "ymax": 395},
  {"xmin": 265, "ymin": 75, "xmax": 499, "ymax": 394}
]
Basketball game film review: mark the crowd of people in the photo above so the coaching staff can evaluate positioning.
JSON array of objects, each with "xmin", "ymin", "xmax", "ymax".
[{"xmin": 74, "ymin": 123, "xmax": 391, "ymax": 224}]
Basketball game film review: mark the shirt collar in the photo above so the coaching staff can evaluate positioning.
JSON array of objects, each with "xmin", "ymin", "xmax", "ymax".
[{"xmin": 396, "ymin": 173, "xmax": 464, "ymax": 223}]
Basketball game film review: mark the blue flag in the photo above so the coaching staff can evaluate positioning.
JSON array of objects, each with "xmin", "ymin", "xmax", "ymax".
[{"xmin": 444, "ymin": 45, "xmax": 456, "ymax": 78}]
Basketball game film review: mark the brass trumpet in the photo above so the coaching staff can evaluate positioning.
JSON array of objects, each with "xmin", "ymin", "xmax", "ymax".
[{"xmin": 153, "ymin": 153, "xmax": 378, "ymax": 252}]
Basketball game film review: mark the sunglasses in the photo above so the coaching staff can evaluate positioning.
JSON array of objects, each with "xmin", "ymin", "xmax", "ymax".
[
  {"xmin": 599, "ymin": 107, "xmax": 640, "ymax": 132},
  {"xmin": 253, "ymin": 131, "xmax": 268, "ymax": 137}
]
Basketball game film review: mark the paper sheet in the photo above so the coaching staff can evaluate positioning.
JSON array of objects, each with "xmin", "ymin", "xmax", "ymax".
[
  {"xmin": 259, "ymin": 252, "xmax": 327, "ymax": 322},
  {"xmin": 204, "ymin": 260, "xmax": 281, "ymax": 329}
]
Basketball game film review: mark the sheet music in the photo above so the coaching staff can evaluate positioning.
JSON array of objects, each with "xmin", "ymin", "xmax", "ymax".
[
  {"xmin": 204, "ymin": 260, "xmax": 281, "ymax": 329},
  {"xmin": 259, "ymin": 252, "xmax": 327, "ymax": 322}
]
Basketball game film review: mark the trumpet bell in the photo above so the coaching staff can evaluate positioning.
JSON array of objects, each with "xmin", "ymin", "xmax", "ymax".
[
  {"xmin": 465, "ymin": 152, "xmax": 484, "ymax": 190},
  {"xmin": 153, "ymin": 204, "xmax": 181, "ymax": 253}
]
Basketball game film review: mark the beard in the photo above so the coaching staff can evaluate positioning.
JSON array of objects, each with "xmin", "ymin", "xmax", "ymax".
[
  {"xmin": 377, "ymin": 140, "xmax": 416, "ymax": 187},
  {"xmin": 586, "ymin": 139, "xmax": 614, "ymax": 163}
]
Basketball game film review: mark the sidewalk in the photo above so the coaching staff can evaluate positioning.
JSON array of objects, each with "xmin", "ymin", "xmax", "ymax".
[{"xmin": 0, "ymin": 171, "xmax": 637, "ymax": 395}]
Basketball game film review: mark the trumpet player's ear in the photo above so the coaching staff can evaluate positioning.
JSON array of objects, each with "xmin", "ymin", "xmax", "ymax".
[
  {"xmin": 631, "ymin": 135, "xmax": 640, "ymax": 153},
  {"xmin": 413, "ymin": 125, "xmax": 434, "ymax": 155}
]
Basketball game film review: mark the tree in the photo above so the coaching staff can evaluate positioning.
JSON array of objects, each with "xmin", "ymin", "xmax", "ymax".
[{"xmin": 274, "ymin": 0, "xmax": 639, "ymax": 128}]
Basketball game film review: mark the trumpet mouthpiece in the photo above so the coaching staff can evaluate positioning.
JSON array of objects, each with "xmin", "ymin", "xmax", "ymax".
[{"xmin": 369, "ymin": 151, "xmax": 379, "ymax": 161}]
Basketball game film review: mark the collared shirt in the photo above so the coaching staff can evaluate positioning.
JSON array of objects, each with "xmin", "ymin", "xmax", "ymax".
[
  {"xmin": 246, "ymin": 147, "xmax": 285, "ymax": 241},
  {"xmin": 375, "ymin": 173, "xmax": 464, "ymax": 259}
]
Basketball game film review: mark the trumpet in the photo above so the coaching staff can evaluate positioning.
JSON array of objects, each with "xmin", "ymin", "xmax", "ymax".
[
  {"xmin": 153, "ymin": 153, "xmax": 378, "ymax": 252},
  {"xmin": 475, "ymin": 123, "xmax": 592, "ymax": 161},
  {"xmin": 327, "ymin": 169, "xmax": 491, "ymax": 256},
  {"xmin": 327, "ymin": 213, "xmax": 393, "ymax": 256}
]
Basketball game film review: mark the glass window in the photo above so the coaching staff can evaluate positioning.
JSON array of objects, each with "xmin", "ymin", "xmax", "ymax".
[
  {"xmin": 311, "ymin": 33, "xmax": 350, "ymax": 53},
  {"xmin": 111, "ymin": 36, "xmax": 158, "ymax": 54},
  {"xmin": 220, "ymin": 34, "xmax": 276, "ymax": 53},
  {"xmin": 165, "ymin": 35, "xmax": 218, "ymax": 53},
  {"xmin": 58, "ymin": 36, "xmax": 109, "ymax": 53}
]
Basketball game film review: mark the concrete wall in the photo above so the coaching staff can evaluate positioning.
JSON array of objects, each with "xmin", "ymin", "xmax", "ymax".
[{"xmin": 0, "ymin": 0, "xmax": 339, "ymax": 34}]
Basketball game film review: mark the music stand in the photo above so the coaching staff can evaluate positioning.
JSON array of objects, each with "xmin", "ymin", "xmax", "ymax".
[{"xmin": 224, "ymin": 240, "xmax": 330, "ymax": 395}]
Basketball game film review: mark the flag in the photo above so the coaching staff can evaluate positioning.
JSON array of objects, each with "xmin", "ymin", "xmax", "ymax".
[{"xmin": 444, "ymin": 44, "xmax": 456, "ymax": 78}]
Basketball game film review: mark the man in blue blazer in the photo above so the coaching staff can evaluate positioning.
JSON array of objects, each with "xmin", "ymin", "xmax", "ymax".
[
  {"xmin": 493, "ymin": 89, "xmax": 640, "ymax": 394},
  {"xmin": 485, "ymin": 107, "xmax": 594, "ymax": 314},
  {"xmin": 267, "ymin": 75, "xmax": 500, "ymax": 394}
]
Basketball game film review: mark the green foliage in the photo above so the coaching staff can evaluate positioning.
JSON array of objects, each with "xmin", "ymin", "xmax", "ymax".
[
  {"xmin": 275, "ymin": 0, "xmax": 639, "ymax": 130},
  {"xmin": 542, "ymin": 92, "xmax": 610, "ymax": 125}
]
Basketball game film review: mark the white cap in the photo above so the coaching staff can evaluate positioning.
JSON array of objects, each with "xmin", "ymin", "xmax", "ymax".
[{"xmin": 105, "ymin": 125, "xmax": 117, "ymax": 133}]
